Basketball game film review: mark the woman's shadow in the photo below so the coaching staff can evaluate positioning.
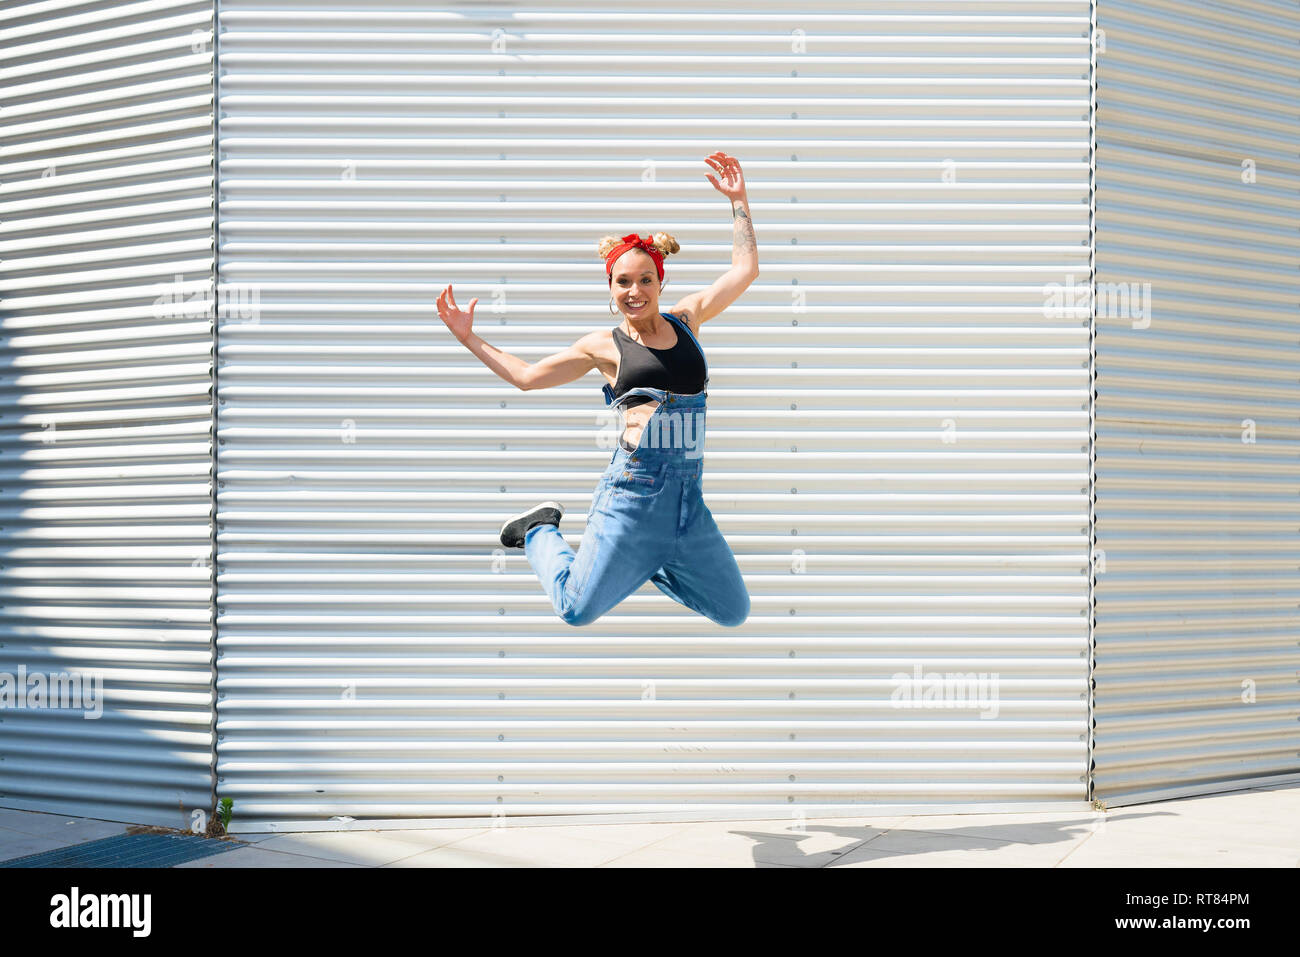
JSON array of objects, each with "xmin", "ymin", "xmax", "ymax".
[{"xmin": 727, "ymin": 812, "xmax": 1172, "ymax": 867}]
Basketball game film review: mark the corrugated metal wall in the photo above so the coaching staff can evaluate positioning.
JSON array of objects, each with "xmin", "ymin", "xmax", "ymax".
[
  {"xmin": 0, "ymin": 0, "xmax": 217, "ymax": 826},
  {"xmin": 1092, "ymin": 0, "xmax": 1300, "ymax": 804},
  {"xmin": 214, "ymin": 0, "xmax": 1095, "ymax": 822},
  {"xmin": 7, "ymin": 0, "xmax": 1297, "ymax": 829}
]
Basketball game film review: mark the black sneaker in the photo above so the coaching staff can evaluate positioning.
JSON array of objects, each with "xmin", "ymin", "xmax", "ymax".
[{"xmin": 499, "ymin": 501, "xmax": 564, "ymax": 548}]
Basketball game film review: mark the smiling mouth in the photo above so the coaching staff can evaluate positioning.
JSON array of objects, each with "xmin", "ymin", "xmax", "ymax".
[{"xmin": 626, "ymin": 300, "xmax": 647, "ymax": 308}]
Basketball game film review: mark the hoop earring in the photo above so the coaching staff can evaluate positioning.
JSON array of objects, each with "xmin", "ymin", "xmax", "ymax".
[{"xmin": 609, "ymin": 296, "xmax": 618, "ymax": 315}]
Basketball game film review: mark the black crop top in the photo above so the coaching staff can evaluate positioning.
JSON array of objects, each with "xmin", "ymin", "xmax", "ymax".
[{"xmin": 610, "ymin": 312, "xmax": 707, "ymax": 408}]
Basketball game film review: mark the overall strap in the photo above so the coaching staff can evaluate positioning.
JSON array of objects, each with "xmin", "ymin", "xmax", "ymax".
[{"xmin": 604, "ymin": 385, "xmax": 670, "ymax": 409}]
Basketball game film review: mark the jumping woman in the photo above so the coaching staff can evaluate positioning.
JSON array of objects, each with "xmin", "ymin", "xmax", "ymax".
[{"xmin": 436, "ymin": 151, "xmax": 758, "ymax": 627}]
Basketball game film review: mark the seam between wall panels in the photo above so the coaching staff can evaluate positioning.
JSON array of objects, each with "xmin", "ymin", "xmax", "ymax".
[
  {"xmin": 1087, "ymin": 0, "xmax": 1099, "ymax": 807},
  {"xmin": 207, "ymin": 0, "xmax": 221, "ymax": 825}
]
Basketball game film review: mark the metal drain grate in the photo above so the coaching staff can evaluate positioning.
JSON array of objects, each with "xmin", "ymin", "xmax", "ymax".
[{"xmin": 1, "ymin": 832, "xmax": 241, "ymax": 868}]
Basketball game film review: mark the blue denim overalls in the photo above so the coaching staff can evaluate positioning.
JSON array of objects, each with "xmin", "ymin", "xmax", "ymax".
[{"xmin": 523, "ymin": 312, "xmax": 750, "ymax": 627}]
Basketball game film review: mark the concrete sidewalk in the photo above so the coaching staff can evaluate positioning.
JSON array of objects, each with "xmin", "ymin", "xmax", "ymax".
[{"xmin": 1, "ymin": 781, "xmax": 1296, "ymax": 868}]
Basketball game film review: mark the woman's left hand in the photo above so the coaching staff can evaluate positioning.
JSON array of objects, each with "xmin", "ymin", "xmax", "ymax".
[{"xmin": 703, "ymin": 151, "xmax": 747, "ymax": 201}]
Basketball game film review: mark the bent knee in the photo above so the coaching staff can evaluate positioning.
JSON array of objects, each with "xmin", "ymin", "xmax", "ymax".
[
  {"xmin": 559, "ymin": 601, "xmax": 602, "ymax": 627},
  {"xmin": 715, "ymin": 594, "xmax": 750, "ymax": 628}
]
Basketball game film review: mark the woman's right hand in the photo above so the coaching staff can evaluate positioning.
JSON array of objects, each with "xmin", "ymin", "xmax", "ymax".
[{"xmin": 436, "ymin": 283, "xmax": 478, "ymax": 344}]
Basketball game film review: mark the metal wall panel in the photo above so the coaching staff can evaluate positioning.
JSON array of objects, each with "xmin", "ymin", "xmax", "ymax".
[
  {"xmin": 216, "ymin": 0, "xmax": 1094, "ymax": 823},
  {"xmin": 0, "ymin": 0, "xmax": 217, "ymax": 827},
  {"xmin": 1093, "ymin": 0, "xmax": 1300, "ymax": 805}
]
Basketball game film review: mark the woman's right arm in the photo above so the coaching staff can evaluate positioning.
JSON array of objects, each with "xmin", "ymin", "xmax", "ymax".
[{"xmin": 437, "ymin": 283, "xmax": 599, "ymax": 391}]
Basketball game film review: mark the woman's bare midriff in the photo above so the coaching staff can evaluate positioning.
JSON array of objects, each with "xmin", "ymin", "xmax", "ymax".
[{"xmin": 618, "ymin": 400, "xmax": 661, "ymax": 448}]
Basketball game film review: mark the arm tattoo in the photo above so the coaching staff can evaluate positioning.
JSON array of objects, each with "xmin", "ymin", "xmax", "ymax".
[{"xmin": 731, "ymin": 200, "xmax": 756, "ymax": 256}]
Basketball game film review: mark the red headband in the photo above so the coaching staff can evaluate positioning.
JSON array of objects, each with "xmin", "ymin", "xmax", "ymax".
[{"xmin": 604, "ymin": 233, "xmax": 665, "ymax": 283}]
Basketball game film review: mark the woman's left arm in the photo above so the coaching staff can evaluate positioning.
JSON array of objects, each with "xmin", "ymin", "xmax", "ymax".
[{"xmin": 669, "ymin": 152, "xmax": 760, "ymax": 328}]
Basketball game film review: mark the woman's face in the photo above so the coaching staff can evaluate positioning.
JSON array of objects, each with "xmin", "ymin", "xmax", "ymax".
[{"xmin": 608, "ymin": 249, "xmax": 661, "ymax": 321}]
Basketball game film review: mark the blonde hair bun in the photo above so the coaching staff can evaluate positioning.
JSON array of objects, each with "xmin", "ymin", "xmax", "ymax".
[
  {"xmin": 650, "ymin": 232, "xmax": 680, "ymax": 256},
  {"xmin": 595, "ymin": 235, "xmax": 623, "ymax": 260}
]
